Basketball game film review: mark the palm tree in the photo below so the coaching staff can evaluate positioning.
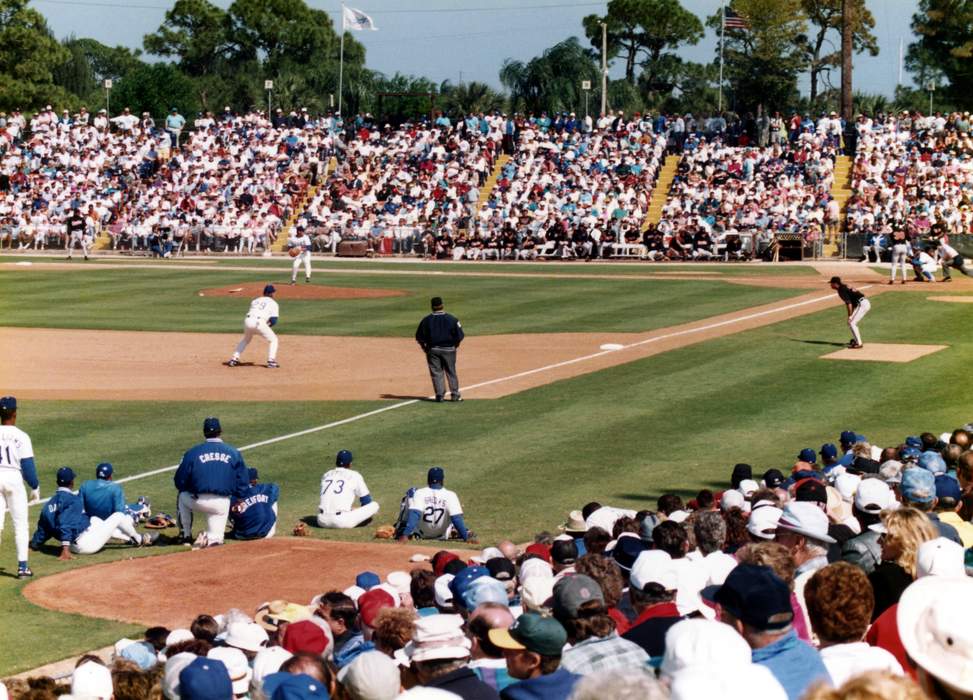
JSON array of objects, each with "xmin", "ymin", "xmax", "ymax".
[
  {"xmin": 439, "ymin": 80, "xmax": 505, "ymax": 116},
  {"xmin": 500, "ymin": 37, "xmax": 600, "ymax": 114}
]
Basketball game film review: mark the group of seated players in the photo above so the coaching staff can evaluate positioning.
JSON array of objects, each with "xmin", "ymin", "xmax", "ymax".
[{"xmin": 10, "ymin": 418, "xmax": 973, "ymax": 700}]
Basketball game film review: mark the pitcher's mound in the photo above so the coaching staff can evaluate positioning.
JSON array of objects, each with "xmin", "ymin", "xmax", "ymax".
[
  {"xmin": 928, "ymin": 296, "xmax": 973, "ymax": 304},
  {"xmin": 822, "ymin": 343, "xmax": 948, "ymax": 363},
  {"xmin": 23, "ymin": 538, "xmax": 453, "ymax": 628},
  {"xmin": 199, "ymin": 283, "xmax": 406, "ymax": 300}
]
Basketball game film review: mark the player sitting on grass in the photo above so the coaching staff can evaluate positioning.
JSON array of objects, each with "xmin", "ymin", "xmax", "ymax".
[
  {"xmin": 30, "ymin": 467, "xmax": 156, "ymax": 559},
  {"xmin": 228, "ymin": 467, "xmax": 279, "ymax": 540},
  {"xmin": 395, "ymin": 467, "xmax": 476, "ymax": 543}
]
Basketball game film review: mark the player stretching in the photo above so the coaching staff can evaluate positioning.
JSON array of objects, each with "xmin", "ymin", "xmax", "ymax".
[
  {"xmin": 228, "ymin": 284, "xmax": 280, "ymax": 368},
  {"xmin": 829, "ymin": 276, "xmax": 870, "ymax": 349},
  {"xmin": 289, "ymin": 228, "xmax": 312, "ymax": 284}
]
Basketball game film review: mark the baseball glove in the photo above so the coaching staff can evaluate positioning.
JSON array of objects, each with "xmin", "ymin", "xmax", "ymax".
[
  {"xmin": 145, "ymin": 513, "xmax": 176, "ymax": 529},
  {"xmin": 288, "ymin": 247, "xmax": 301, "ymax": 258},
  {"xmin": 374, "ymin": 525, "xmax": 396, "ymax": 539},
  {"xmin": 292, "ymin": 522, "xmax": 310, "ymax": 537}
]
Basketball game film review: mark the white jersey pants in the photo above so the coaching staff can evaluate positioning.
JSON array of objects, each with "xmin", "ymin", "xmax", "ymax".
[
  {"xmin": 291, "ymin": 251, "xmax": 311, "ymax": 281},
  {"xmin": 72, "ymin": 512, "xmax": 140, "ymax": 554},
  {"xmin": 0, "ymin": 469, "xmax": 29, "ymax": 562},
  {"xmin": 317, "ymin": 501, "xmax": 379, "ymax": 529},
  {"xmin": 233, "ymin": 318, "xmax": 278, "ymax": 363},
  {"xmin": 849, "ymin": 298, "xmax": 871, "ymax": 345},
  {"xmin": 891, "ymin": 244, "xmax": 910, "ymax": 281},
  {"xmin": 178, "ymin": 492, "xmax": 231, "ymax": 543},
  {"xmin": 67, "ymin": 234, "xmax": 92, "ymax": 257}
]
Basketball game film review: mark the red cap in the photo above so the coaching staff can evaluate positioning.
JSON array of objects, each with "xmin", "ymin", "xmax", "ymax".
[
  {"xmin": 525, "ymin": 543, "xmax": 552, "ymax": 563},
  {"xmin": 281, "ymin": 620, "xmax": 329, "ymax": 655},
  {"xmin": 432, "ymin": 551, "xmax": 460, "ymax": 577},
  {"xmin": 357, "ymin": 588, "xmax": 395, "ymax": 628}
]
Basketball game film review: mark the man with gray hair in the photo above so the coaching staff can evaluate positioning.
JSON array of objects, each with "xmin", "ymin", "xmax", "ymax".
[
  {"xmin": 691, "ymin": 510, "xmax": 738, "ymax": 585},
  {"xmin": 774, "ymin": 501, "xmax": 836, "ymax": 629}
]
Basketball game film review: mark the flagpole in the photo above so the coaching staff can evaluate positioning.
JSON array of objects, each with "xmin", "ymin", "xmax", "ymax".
[
  {"xmin": 338, "ymin": 4, "xmax": 346, "ymax": 115},
  {"xmin": 718, "ymin": 1, "xmax": 725, "ymax": 112}
]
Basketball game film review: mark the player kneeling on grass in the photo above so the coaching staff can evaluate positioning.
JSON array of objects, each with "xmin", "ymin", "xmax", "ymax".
[
  {"xmin": 395, "ymin": 467, "xmax": 476, "ymax": 543},
  {"xmin": 317, "ymin": 450, "xmax": 379, "ymax": 529},
  {"xmin": 30, "ymin": 467, "xmax": 156, "ymax": 559},
  {"xmin": 229, "ymin": 467, "xmax": 279, "ymax": 539}
]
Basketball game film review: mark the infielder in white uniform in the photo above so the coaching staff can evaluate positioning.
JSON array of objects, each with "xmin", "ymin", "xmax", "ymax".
[
  {"xmin": 396, "ymin": 467, "xmax": 474, "ymax": 542},
  {"xmin": 935, "ymin": 239, "xmax": 973, "ymax": 281},
  {"xmin": 0, "ymin": 396, "xmax": 40, "ymax": 578},
  {"xmin": 289, "ymin": 229, "xmax": 312, "ymax": 284},
  {"xmin": 316, "ymin": 450, "xmax": 380, "ymax": 528},
  {"xmin": 888, "ymin": 230, "xmax": 911, "ymax": 285},
  {"xmin": 228, "ymin": 284, "xmax": 280, "ymax": 368}
]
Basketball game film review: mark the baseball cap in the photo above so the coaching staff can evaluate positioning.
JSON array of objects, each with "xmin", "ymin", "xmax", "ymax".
[
  {"xmin": 669, "ymin": 664, "xmax": 787, "ymax": 700},
  {"xmin": 224, "ymin": 622, "xmax": 269, "ymax": 653},
  {"xmin": 56, "ymin": 466, "xmax": 76, "ymax": 486},
  {"xmin": 730, "ymin": 463, "xmax": 752, "ymax": 488},
  {"xmin": 854, "ymin": 478, "xmax": 894, "ymax": 513},
  {"xmin": 72, "ymin": 661, "xmax": 113, "ymax": 699},
  {"xmin": 401, "ymin": 614, "xmax": 471, "ymax": 663},
  {"xmin": 710, "ymin": 564, "xmax": 793, "ymax": 631},
  {"xmin": 466, "ymin": 576, "xmax": 509, "ymax": 609},
  {"xmin": 356, "ymin": 571, "xmax": 380, "ymax": 590},
  {"xmin": 263, "ymin": 284, "xmax": 276, "ymax": 296},
  {"xmin": 660, "ymin": 618, "xmax": 752, "ymax": 679},
  {"xmin": 776, "ymin": 502, "xmax": 836, "ymax": 543},
  {"xmin": 553, "ymin": 574, "xmax": 604, "ymax": 619},
  {"xmin": 820, "ymin": 443, "xmax": 838, "ymax": 461},
  {"xmin": 335, "ymin": 450, "xmax": 353, "ymax": 467},
  {"xmin": 448, "ymin": 566, "xmax": 489, "ymax": 610},
  {"xmin": 387, "ymin": 570, "xmax": 411, "ymax": 596},
  {"xmin": 900, "ymin": 446, "xmax": 921, "ymax": 463},
  {"xmin": 611, "ymin": 534, "xmax": 647, "ymax": 572},
  {"xmin": 840, "ymin": 430, "xmax": 857, "ymax": 446},
  {"xmin": 336, "ymin": 651, "xmax": 399, "ymax": 700},
  {"xmin": 281, "ymin": 620, "xmax": 330, "ymax": 655},
  {"xmin": 178, "ymin": 657, "xmax": 232, "ymax": 700},
  {"xmin": 357, "ymin": 588, "xmax": 396, "ymax": 628},
  {"xmin": 762, "ymin": 469, "xmax": 785, "ymax": 489},
  {"xmin": 252, "ymin": 647, "xmax": 292, "ymax": 688},
  {"xmin": 430, "ymin": 296, "xmax": 444, "ymax": 309},
  {"xmin": 262, "ymin": 672, "xmax": 330, "ymax": 700},
  {"xmin": 0, "ymin": 396, "xmax": 16, "ymax": 412},
  {"xmin": 248, "ymin": 467, "xmax": 259, "ymax": 482},
  {"xmin": 431, "ymin": 551, "xmax": 459, "ymax": 577},
  {"xmin": 96, "ymin": 462, "xmax": 113, "ymax": 479},
  {"xmin": 488, "ymin": 613, "xmax": 567, "ymax": 657},
  {"xmin": 794, "ymin": 477, "xmax": 827, "ymax": 504},
  {"xmin": 747, "ymin": 506, "xmax": 782, "ymax": 540},
  {"xmin": 834, "ymin": 472, "xmax": 861, "ymax": 502},
  {"xmin": 518, "ymin": 557, "xmax": 553, "ymax": 584},
  {"xmin": 738, "ymin": 479, "xmax": 759, "ymax": 498},
  {"xmin": 486, "ymin": 557, "xmax": 516, "ymax": 582},
  {"xmin": 207, "ymin": 647, "xmax": 251, "ymax": 696},
  {"xmin": 433, "ymin": 574, "xmax": 454, "ymax": 608},
  {"xmin": 919, "ymin": 450, "xmax": 947, "ymax": 475},
  {"xmin": 905, "ymin": 435, "xmax": 923, "ymax": 449},
  {"xmin": 203, "ymin": 417, "xmax": 221, "ymax": 437},
  {"xmin": 520, "ymin": 576, "xmax": 554, "ymax": 613},
  {"xmin": 550, "ymin": 539, "xmax": 578, "ymax": 566},
  {"xmin": 427, "ymin": 466, "xmax": 444, "ymax": 484},
  {"xmin": 720, "ymin": 489, "xmax": 746, "ymax": 511},
  {"xmin": 630, "ymin": 550, "xmax": 678, "ymax": 591},
  {"xmin": 898, "ymin": 577, "xmax": 973, "ymax": 694},
  {"xmin": 935, "ymin": 474, "xmax": 962, "ymax": 501},
  {"xmin": 917, "ymin": 537, "xmax": 966, "ymax": 578},
  {"xmin": 798, "ymin": 448, "xmax": 817, "ymax": 464},
  {"xmin": 901, "ymin": 467, "xmax": 936, "ymax": 504}
]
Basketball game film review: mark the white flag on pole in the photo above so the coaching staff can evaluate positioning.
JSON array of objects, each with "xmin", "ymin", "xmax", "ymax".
[{"xmin": 343, "ymin": 6, "xmax": 377, "ymax": 31}]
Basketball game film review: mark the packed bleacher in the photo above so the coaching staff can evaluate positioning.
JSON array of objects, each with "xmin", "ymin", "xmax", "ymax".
[{"xmin": 6, "ymin": 420, "xmax": 973, "ymax": 700}]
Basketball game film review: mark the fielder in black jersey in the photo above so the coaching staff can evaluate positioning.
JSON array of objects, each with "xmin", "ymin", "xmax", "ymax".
[{"xmin": 830, "ymin": 276, "xmax": 870, "ymax": 349}]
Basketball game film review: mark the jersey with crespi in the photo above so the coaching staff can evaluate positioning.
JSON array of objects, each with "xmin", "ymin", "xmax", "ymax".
[
  {"xmin": 79, "ymin": 479, "xmax": 126, "ymax": 520},
  {"xmin": 230, "ymin": 482, "xmax": 279, "ymax": 538},
  {"xmin": 319, "ymin": 467, "xmax": 370, "ymax": 513},
  {"xmin": 247, "ymin": 296, "xmax": 280, "ymax": 324},
  {"xmin": 408, "ymin": 486, "xmax": 463, "ymax": 538},
  {"xmin": 174, "ymin": 439, "xmax": 249, "ymax": 498}
]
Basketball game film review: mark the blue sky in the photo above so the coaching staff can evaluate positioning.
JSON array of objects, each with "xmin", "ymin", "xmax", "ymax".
[{"xmin": 36, "ymin": 0, "xmax": 918, "ymax": 95}]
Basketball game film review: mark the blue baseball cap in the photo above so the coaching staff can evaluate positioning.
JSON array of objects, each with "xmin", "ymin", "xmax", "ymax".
[
  {"xmin": 262, "ymin": 672, "xmax": 330, "ymax": 700},
  {"xmin": 427, "ymin": 467, "xmax": 445, "ymax": 484},
  {"xmin": 905, "ymin": 436, "xmax": 923, "ymax": 449},
  {"xmin": 918, "ymin": 451, "xmax": 947, "ymax": 475},
  {"xmin": 263, "ymin": 284, "xmax": 276, "ymax": 296},
  {"xmin": 355, "ymin": 571, "xmax": 380, "ymax": 590},
  {"xmin": 611, "ymin": 535, "xmax": 647, "ymax": 572},
  {"xmin": 0, "ymin": 396, "xmax": 16, "ymax": 412},
  {"xmin": 336, "ymin": 450, "xmax": 353, "ymax": 467},
  {"xmin": 798, "ymin": 448, "xmax": 817, "ymax": 464},
  {"xmin": 56, "ymin": 467, "xmax": 76, "ymax": 486},
  {"xmin": 203, "ymin": 417, "xmax": 221, "ymax": 437},
  {"xmin": 179, "ymin": 658, "xmax": 232, "ymax": 700},
  {"xmin": 709, "ymin": 564, "xmax": 793, "ymax": 631},
  {"xmin": 936, "ymin": 474, "xmax": 962, "ymax": 501},
  {"xmin": 840, "ymin": 430, "xmax": 857, "ymax": 446},
  {"xmin": 820, "ymin": 443, "xmax": 838, "ymax": 460},
  {"xmin": 248, "ymin": 468, "xmax": 259, "ymax": 482},
  {"xmin": 448, "ymin": 565, "xmax": 490, "ymax": 610},
  {"xmin": 465, "ymin": 576, "xmax": 508, "ymax": 610},
  {"xmin": 901, "ymin": 467, "xmax": 936, "ymax": 504},
  {"xmin": 900, "ymin": 446, "xmax": 921, "ymax": 462},
  {"xmin": 96, "ymin": 463, "xmax": 113, "ymax": 479}
]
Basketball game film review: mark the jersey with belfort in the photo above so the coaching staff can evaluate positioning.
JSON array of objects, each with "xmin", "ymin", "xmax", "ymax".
[
  {"xmin": 408, "ymin": 486, "xmax": 462, "ymax": 538},
  {"xmin": 230, "ymin": 482, "xmax": 279, "ymax": 538},
  {"xmin": 318, "ymin": 467, "xmax": 370, "ymax": 513}
]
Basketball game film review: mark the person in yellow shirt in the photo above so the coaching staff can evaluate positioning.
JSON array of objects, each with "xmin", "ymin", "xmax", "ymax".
[{"xmin": 934, "ymin": 475, "xmax": 973, "ymax": 547}]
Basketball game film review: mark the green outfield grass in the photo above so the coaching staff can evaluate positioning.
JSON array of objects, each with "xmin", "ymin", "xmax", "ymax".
[{"xmin": 1, "ymin": 264, "xmax": 970, "ymax": 675}]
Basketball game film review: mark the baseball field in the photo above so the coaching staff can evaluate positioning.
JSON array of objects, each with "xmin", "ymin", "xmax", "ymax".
[{"xmin": 1, "ymin": 255, "xmax": 972, "ymax": 676}]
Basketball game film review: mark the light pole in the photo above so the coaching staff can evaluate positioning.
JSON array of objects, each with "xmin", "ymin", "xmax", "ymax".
[
  {"xmin": 265, "ymin": 80, "xmax": 274, "ymax": 121},
  {"xmin": 926, "ymin": 82, "xmax": 936, "ymax": 114},
  {"xmin": 104, "ymin": 79, "xmax": 112, "ymax": 115},
  {"xmin": 582, "ymin": 80, "xmax": 591, "ymax": 119},
  {"xmin": 600, "ymin": 21, "xmax": 607, "ymax": 117}
]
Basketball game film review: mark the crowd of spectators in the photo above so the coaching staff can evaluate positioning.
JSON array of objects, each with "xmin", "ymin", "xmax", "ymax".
[{"xmin": 5, "ymin": 421, "xmax": 973, "ymax": 700}]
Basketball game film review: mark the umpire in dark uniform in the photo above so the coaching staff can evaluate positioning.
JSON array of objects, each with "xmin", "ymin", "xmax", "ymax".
[{"xmin": 415, "ymin": 296, "xmax": 465, "ymax": 402}]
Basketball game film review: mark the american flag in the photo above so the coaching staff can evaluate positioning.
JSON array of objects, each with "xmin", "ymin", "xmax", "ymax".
[{"xmin": 723, "ymin": 7, "xmax": 750, "ymax": 30}]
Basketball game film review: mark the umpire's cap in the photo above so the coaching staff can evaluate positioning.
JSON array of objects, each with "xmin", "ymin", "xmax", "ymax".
[
  {"xmin": 336, "ymin": 450, "xmax": 353, "ymax": 467},
  {"xmin": 96, "ymin": 462, "xmax": 113, "ymax": 479},
  {"xmin": 430, "ymin": 296, "xmax": 444, "ymax": 310},
  {"xmin": 427, "ymin": 466, "xmax": 445, "ymax": 484},
  {"xmin": 203, "ymin": 416, "xmax": 222, "ymax": 437},
  {"xmin": 264, "ymin": 284, "xmax": 276, "ymax": 296},
  {"xmin": 57, "ymin": 466, "xmax": 76, "ymax": 486}
]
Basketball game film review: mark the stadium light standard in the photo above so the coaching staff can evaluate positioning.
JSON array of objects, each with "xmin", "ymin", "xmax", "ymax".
[
  {"xmin": 599, "ymin": 21, "xmax": 607, "ymax": 117},
  {"xmin": 265, "ymin": 80, "xmax": 274, "ymax": 119},
  {"xmin": 582, "ymin": 80, "xmax": 591, "ymax": 119},
  {"xmin": 926, "ymin": 82, "xmax": 936, "ymax": 114},
  {"xmin": 104, "ymin": 79, "xmax": 112, "ymax": 116}
]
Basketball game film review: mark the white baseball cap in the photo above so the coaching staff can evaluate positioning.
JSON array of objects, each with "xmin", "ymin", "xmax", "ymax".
[
  {"xmin": 337, "ymin": 650, "xmax": 400, "ymax": 700},
  {"xmin": 434, "ymin": 574, "xmax": 455, "ymax": 608},
  {"xmin": 165, "ymin": 628, "xmax": 194, "ymax": 649},
  {"xmin": 670, "ymin": 663, "xmax": 787, "ymax": 700},
  {"xmin": 854, "ymin": 478, "xmax": 895, "ymax": 513},
  {"xmin": 343, "ymin": 585, "xmax": 366, "ymax": 603},
  {"xmin": 661, "ymin": 619, "xmax": 751, "ymax": 678},
  {"xmin": 387, "ymin": 570, "xmax": 412, "ymax": 596},
  {"xmin": 898, "ymin": 576, "xmax": 973, "ymax": 694},
  {"xmin": 630, "ymin": 550, "xmax": 677, "ymax": 591},
  {"xmin": 720, "ymin": 489, "xmax": 745, "ymax": 511},
  {"xmin": 776, "ymin": 502, "xmax": 836, "ymax": 543},
  {"xmin": 835, "ymin": 472, "xmax": 862, "ymax": 502},
  {"xmin": 208, "ymin": 647, "xmax": 251, "ymax": 696},
  {"xmin": 224, "ymin": 621, "xmax": 268, "ymax": 652},
  {"xmin": 738, "ymin": 479, "xmax": 759, "ymax": 498},
  {"xmin": 71, "ymin": 661, "xmax": 113, "ymax": 699},
  {"xmin": 251, "ymin": 646, "xmax": 292, "ymax": 689},
  {"xmin": 747, "ymin": 506, "xmax": 783, "ymax": 540},
  {"xmin": 518, "ymin": 557, "xmax": 553, "ymax": 583},
  {"xmin": 520, "ymin": 576, "xmax": 554, "ymax": 612},
  {"xmin": 916, "ymin": 537, "xmax": 966, "ymax": 578},
  {"xmin": 163, "ymin": 652, "xmax": 196, "ymax": 700}
]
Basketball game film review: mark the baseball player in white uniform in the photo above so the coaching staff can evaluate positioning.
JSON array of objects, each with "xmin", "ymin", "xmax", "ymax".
[
  {"xmin": 888, "ymin": 230, "xmax": 911, "ymax": 285},
  {"xmin": 316, "ymin": 450, "xmax": 380, "ymax": 528},
  {"xmin": 228, "ymin": 284, "xmax": 280, "ymax": 368},
  {"xmin": 396, "ymin": 467, "xmax": 473, "ymax": 542},
  {"xmin": 289, "ymin": 228, "xmax": 312, "ymax": 284},
  {"xmin": 0, "ymin": 396, "xmax": 40, "ymax": 578},
  {"xmin": 936, "ymin": 239, "xmax": 973, "ymax": 281}
]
